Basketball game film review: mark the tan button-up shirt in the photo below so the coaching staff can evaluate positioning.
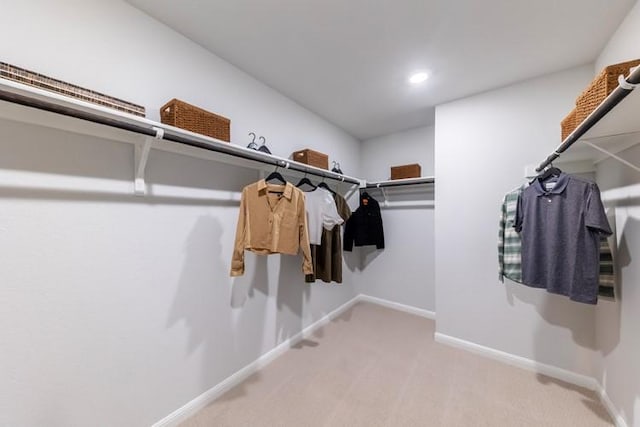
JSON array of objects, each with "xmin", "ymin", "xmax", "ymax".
[{"xmin": 231, "ymin": 179, "xmax": 312, "ymax": 276}]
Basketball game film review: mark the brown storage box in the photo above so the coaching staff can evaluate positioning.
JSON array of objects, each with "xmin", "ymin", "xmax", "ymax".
[
  {"xmin": 576, "ymin": 58, "xmax": 640, "ymax": 123},
  {"xmin": 560, "ymin": 108, "xmax": 577, "ymax": 141},
  {"xmin": 292, "ymin": 149, "xmax": 329, "ymax": 169},
  {"xmin": 0, "ymin": 62, "xmax": 146, "ymax": 117},
  {"xmin": 160, "ymin": 99, "xmax": 230, "ymax": 142},
  {"xmin": 391, "ymin": 164, "xmax": 421, "ymax": 180}
]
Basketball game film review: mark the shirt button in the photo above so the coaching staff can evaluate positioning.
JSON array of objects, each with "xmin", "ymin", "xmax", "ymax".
[{"xmin": 548, "ymin": 199, "xmax": 552, "ymax": 203}]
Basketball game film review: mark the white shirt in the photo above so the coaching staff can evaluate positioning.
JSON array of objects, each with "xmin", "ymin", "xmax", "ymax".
[{"xmin": 303, "ymin": 188, "xmax": 344, "ymax": 245}]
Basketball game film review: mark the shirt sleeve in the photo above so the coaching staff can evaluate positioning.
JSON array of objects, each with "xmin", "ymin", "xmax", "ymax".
[
  {"xmin": 598, "ymin": 236, "xmax": 616, "ymax": 297},
  {"xmin": 498, "ymin": 196, "xmax": 506, "ymax": 282},
  {"xmin": 321, "ymin": 194, "xmax": 344, "ymax": 231},
  {"xmin": 298, "ymin": 193, "xmax": 314, "ymax": 275},
  {"xmin": 343, "ymin": 214, "xmax": 355, "ymax": 252},
  {"xmin": 514, "ymin": 193, "xmax": 524, "ymax": 233},
  {"xmin": 335, "ymin": 195, "xmax": 352, "ymax": 222},
  {"xmin": 230, "ymin": 188, "xmax": 248, "ymax": 276},
  {"xmin": 585, "ymin": 183, "xmax": 612, "ymax": 236},
  {"xmin": 375, "ymin": 207, "xmax": 385, "ymax": 249}
]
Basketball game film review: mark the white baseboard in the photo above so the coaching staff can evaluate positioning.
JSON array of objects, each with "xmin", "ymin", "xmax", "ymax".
[
  {"xmin": 152, "ymin": 294, "xmax": 361, "ymax": 427},
  {"xmin": 357, "ymin": 294, "xmax": 435, "ymax": 319},
  {"xmin": 154, "ymin": 295, "xmax": 627, "ymax": 427},
  {"xmin": 597, "ymin": 385, "xmax": 628, "ymax": 427},
  {"xmin": 434, "ymin": 332, "xmax": 598, "ymax": 390}
]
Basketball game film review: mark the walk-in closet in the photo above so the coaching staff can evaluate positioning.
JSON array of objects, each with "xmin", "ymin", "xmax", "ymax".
[{"xmin": 1, "ymin": 1, "xmax": 639, "ymax": 426}]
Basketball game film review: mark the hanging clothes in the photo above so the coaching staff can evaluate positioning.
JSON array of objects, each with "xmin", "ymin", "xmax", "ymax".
[
  {"xmin": 230, "ymin": 179, "xmax": 312, "ymax": 276},
  {"xmin": 498, "ymin": 185, "xmax": 526, "ymax": 283},
  {"xmin": 498, "ymin": 183, "xmax": 616, "ymax": 298},
  {"xmin": 344, "ymin": 192, "xmax": 384, "ymax": 251},
  {"xmin": 514, "ymin": 173, "xmax": 612, "ymax": 304},
  {"xmin": 303, "ymin": 187, "xmax": 344, "ymax": 245},
  {"xmin": 598, "ymin": 237, "xmax": 616, "ymax": 298},
  {"xmin": 306, "ymin": 192, "xmax": 352, "ymax": 284}
]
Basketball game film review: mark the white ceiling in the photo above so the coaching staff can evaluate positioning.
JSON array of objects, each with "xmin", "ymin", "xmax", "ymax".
[{"xmin": 126, "ymin": 0, "xmax": 634, "ymax": 140}]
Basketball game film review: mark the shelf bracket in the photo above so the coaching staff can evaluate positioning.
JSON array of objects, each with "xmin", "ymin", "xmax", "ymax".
[
  {"xmin": 344, "ymin": 181, "xmax": 360, "ymax": 200},
  {"xmin": 134, "ymin": 126, "xmax": 164, "ymax": 195},
  {"xmin": 377, "ymin": 183, "xmax": 389, "ymax": 207},
  {"xmin": 582, "ymin": 140, "xmax": 640, "ymax": 174}
]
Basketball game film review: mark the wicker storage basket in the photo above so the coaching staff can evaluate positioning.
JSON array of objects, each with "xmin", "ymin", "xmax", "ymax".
[
  {"xmin": 560, "ymin": 108, "xmax": 577, "ymax": 141},
  {"xmin": 391, "ymin": 164, "xmax": 421, "ymax": 180},
  {"xmin": 0, "ymin": 62, "xmax": 146, "ymax": 117},
  {"xmin": 576, "ymin": 59, "xmax": 640, "ymax": 123},
  {"xmin": 292, "ymin": 149, "xmax": 329, "ymax": 169},
  {"xmin": 160, "ymin": 99, "xmax": 230, "ymax": 142}
]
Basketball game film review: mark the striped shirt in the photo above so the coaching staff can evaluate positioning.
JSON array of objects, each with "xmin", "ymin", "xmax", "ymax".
[
  {"xmin": 498, "ymin": 187, "xmax": 524, "ymax": 283},
  {"xmin": 599, "ymin": 238, "xmax": 615, "ymax": 298}
]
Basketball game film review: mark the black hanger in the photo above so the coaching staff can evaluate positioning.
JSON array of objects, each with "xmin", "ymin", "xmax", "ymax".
[
  {"xmin": 537, "ymin": 165, "xmax": 562, "ymax": 182},
  {"xmin": 265, "ymin": 166, "xmax": 286, "ymax": 184},
  {"xmin": 317, "ymin": 181, "xmax": 335, "ymax": 194},
  {"xmin": 257, "ymin": 136, "xmax": 272, "ymax": 154},
  {"xmin": 331, "ymin": 161, "xmax": 343, "ymax": 174},
  {"xmin": 296, "ymin": 174, "xmax": 317, "ymax": 190},
  {"xmin": 247, "ymin": 132, "xmax": 259, "ymax": 150}
]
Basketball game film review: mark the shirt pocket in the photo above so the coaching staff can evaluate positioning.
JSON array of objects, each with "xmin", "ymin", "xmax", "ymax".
[{"xmin": 281, "ymin": 211, "xmax": 299, "ymax": 229}]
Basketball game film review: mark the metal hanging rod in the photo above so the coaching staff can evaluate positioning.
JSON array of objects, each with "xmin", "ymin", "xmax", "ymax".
[
  {"xmin": 536, "ymin": 65, "xmax": 640, "ymax": 172},
  {"xmin": 0, "ymin": 84, "xmax": 360, "ymax": 186},
  {"xmin": 364, "ymin": 177, "xmax": 435, "ymax": 189}
]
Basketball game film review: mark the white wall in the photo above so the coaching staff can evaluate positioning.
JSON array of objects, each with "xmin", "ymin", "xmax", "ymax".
[
  {"xmin": 596, "ymin": 146, "xmax": 640, "ymax": 427},
  {"xmin": 354, "ymin": 126, "xmax": 435, "ymax": 312},
  {"xmin": 0, "ymin": 1, "xmax": 361, "ymax": 426},
  {"xmin": 434, "ymin": 65, "xmax": 602, "ymax": 377},
  {"xmin": 594, "ymin": 2, "xmax": 640, "ymax": 425},
  {"xmin": 595, "ymin": 0, "xmax": 640, "ymax": 71},
  {"xmin": 359, "ymin": 126, "xmax": 434, "ymax": 182}
]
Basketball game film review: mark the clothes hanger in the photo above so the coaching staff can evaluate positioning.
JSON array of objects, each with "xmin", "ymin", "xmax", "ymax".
[
  {"xmin": 265, "ymin": 165, "xmax": 286, "ymax": 184},
  {"xmin": 257, "ymin": 136, "xmax": 272, "ymax": 154},
  {"xmin": 317, "ymin": 175, "xmax": 335, "ymax": 194},
  {"xmin": 296, "ymin": 172, "xmax": 317, "ymax": 190},
  {"xmin": 537, "ymin": 163, "xmax": 562, "ymax": 182},
  {"xmin": 359, "ymin": 190, "xmax": 371, "ymax": 206},
  {"xmin": 247, "ymin": 132, "xmax": 258, "ymax": 150},
  {"xmin": 331, "ymin": 161, "xmax": 343, "ymax": 174}
]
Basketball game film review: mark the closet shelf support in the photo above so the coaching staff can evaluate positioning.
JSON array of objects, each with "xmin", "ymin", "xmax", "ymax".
[
  {"xmin": 377, "ymin": 183, "xmax": 389, "ymax": 207},
  {"xmin": 134, "ymin": 126, "xmax": 164, "ymax": 195},
  {"xmin": 345, "ymin": 180, "xmax": 364, "ymax": 201},
  {"xmin": 582, "ymin": 140, "xmax": 640, "ymax": 174}
]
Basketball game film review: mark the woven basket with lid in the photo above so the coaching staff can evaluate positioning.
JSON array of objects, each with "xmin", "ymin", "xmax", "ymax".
[
  {"xmin": 576, "ymin": 59, "xmax": 640, "ymax": 123},
  {"xmin": 160, "ymin": 99, "xmax": 230, "ymax": 142}
]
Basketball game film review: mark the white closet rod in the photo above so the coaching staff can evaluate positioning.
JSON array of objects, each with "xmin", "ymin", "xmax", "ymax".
[
  {"xmin": 0, "ymin": 80, "xmax": 360, "ymax": 188},
  {"xmin": 0, "ymin": 79, "xmax": 439, "ymax": 197},
  {"xmin": 362, "ymin": 177, "xmax": 435, "ymax": 208},
  {"xmin": 364, "ymin": 177, "xmax": 435, "ymax": 189}
]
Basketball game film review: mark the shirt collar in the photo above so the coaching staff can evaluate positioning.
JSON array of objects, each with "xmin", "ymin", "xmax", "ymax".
[
  {"xmin": 533, "ymin": 172, "xmax": 569, "ymax": 196},
  {"xmin": 257, "ymin": 179, "xmax": 293, "ymax": 200}
]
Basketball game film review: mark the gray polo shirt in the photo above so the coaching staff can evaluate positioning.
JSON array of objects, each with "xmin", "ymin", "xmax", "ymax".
[{"xmin": 515, "ymin": 173, "xmax": 612, "ymax": 304}]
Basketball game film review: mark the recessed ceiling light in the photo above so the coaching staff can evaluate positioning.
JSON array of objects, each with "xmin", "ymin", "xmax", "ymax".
[{"xmin": 408, "ymin": 72, "xmax": 429, "ymax": 85}]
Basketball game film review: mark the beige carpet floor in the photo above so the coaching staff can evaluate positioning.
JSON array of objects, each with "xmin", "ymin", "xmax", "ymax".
[{"xmin": 180, "ymin": 302, "xmax": 613, "ymax": 427}]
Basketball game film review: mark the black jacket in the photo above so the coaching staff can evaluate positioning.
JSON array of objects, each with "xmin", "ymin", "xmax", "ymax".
[{"xmin": 343, "ymin": 192, "xmax": 384, "ymax": 251}]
